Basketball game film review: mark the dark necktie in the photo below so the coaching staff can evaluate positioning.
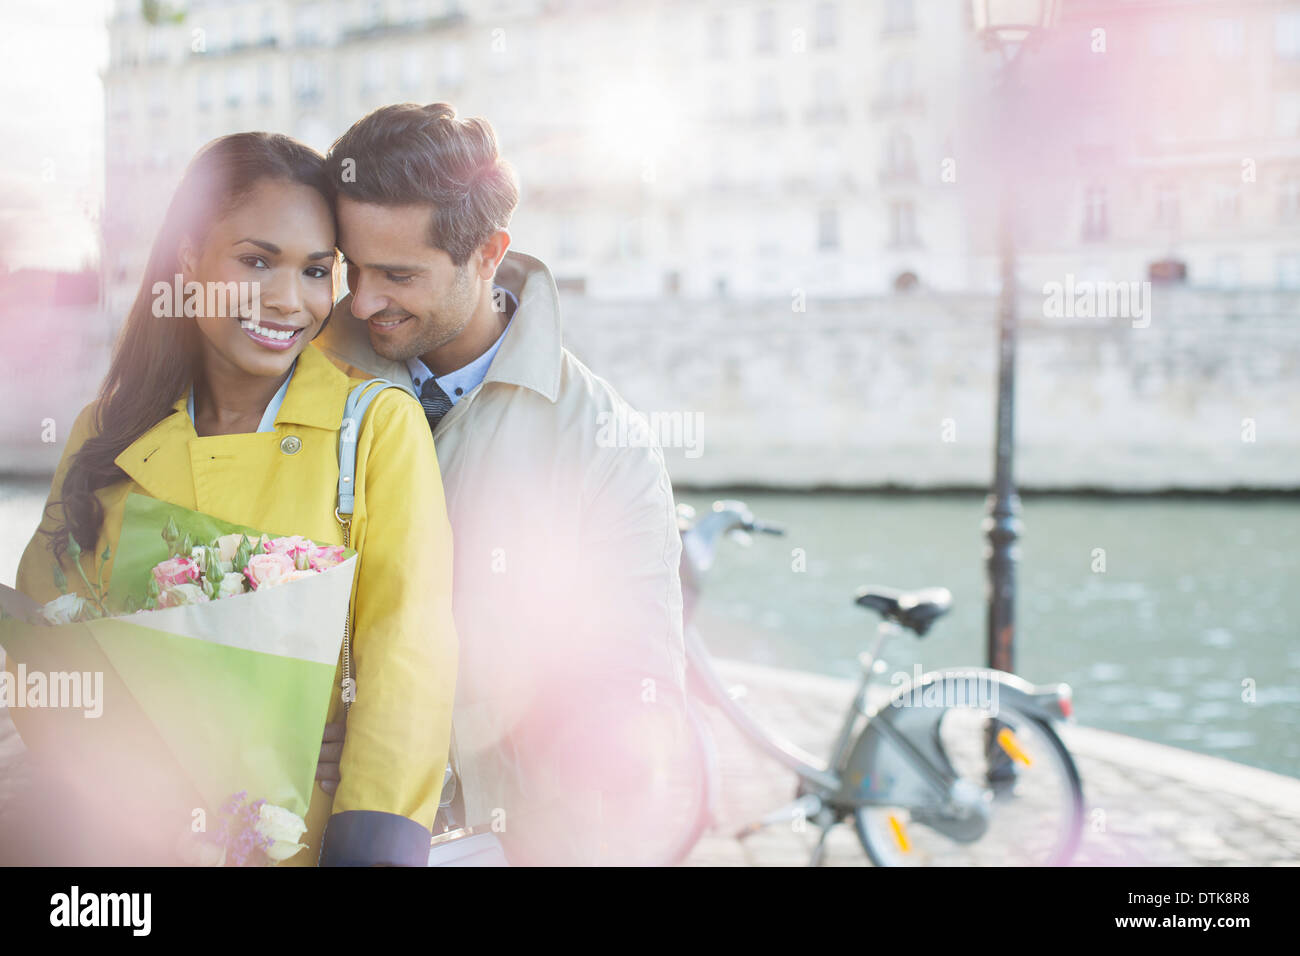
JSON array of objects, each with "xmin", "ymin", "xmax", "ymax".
[{"xmin": 419, "ymin": 376, "xmax": 453, "ymax": 432}]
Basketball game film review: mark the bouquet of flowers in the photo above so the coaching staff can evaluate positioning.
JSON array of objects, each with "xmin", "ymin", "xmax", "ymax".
[{"xmin": 0, "ymin": 493, "xmax": 357, "ymax": 866}]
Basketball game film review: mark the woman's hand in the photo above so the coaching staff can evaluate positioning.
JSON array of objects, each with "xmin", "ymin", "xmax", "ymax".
[{"xmin": 315, "ymin": 721, "xmax": 345, "ymax": 795}]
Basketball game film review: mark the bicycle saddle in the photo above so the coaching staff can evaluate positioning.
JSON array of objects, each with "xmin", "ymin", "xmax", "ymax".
[{"xmin": 854, "ymin": 585, "xmax": 952, "ymax": 636}]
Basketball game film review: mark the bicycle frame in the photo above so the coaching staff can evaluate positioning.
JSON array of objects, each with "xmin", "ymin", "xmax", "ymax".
[
  {"xmin": 685, "ymin": 619, "xmax": 841, "ymax": 795},
  {"xmin": 687, "ymin": 603, "xmax": 970, "ymax": 808},
  {"xmin": 680, "ymin": 500, "xmax": 1074, "ymax": 819}
]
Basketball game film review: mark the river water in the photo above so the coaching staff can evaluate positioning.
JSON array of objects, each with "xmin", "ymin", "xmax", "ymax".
[
  {"xmin": 3, "ymin": 478, "xmax": 1296, "ymax": 778},
  {"xmin": 677, "ymin": 490, "xmax": 1300, "ymax": 780}
]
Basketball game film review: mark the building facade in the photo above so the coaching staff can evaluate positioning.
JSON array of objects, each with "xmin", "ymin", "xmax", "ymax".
[{"xmin": 101, "ymin": 0, "xmax": 1300, "ymax": 318}]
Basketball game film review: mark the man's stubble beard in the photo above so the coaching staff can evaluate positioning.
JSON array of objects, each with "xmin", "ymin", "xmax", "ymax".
[{"xmin": 369, "ymin": 264, "xmax": 476, "ymax": 363}]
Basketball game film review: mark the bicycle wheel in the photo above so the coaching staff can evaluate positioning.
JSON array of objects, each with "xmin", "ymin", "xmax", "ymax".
[{"xmin": 853, "ymin": 703, "xmax": 1083, "ymax": 866}]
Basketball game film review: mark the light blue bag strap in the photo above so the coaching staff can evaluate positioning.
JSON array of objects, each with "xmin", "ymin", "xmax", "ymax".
[{"xmin": 337, "ymin": 378, "xmax": 406, "ymax": 517}]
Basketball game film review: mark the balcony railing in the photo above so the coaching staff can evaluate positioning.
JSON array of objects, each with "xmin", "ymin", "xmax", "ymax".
[{"xmin": 340, "ymin": 11, "xmax": 467, "ymax": 43}]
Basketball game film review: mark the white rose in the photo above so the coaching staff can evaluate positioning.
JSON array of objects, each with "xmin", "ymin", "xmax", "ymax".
[
  {"xmin": 214, "ymin": 533, "xmax": 247, "ymax": 564},
  {"xmin": 216, "ymin": 572, "xmax": 246, "ymax": 599},
  {"xmin": 39, "ymin": 592, "xmax": 86, "ymax": 625},
  {"xmin": 254, "ymin": 804, "xmax": 309, "ymax": 862},
  {"xmin": 157, "ymin": 582, "xmax": 210, "ymax": 608}
]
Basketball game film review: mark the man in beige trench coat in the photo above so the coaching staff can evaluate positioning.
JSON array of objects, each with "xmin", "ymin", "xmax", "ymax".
[{"xmin": 314, "ymin": 102, "xmax": 692, "ymax": 866}]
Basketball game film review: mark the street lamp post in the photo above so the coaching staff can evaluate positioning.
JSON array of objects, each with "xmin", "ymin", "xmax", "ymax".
[{"xmin": 971, "ymin": 0, "xmax": 1059, "ymax": 675}]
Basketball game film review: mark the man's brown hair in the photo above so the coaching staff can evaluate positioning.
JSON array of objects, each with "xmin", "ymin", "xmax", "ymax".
[{"xmin": 326, "ymin": 102, "xmax": 518, "ymax": 267}]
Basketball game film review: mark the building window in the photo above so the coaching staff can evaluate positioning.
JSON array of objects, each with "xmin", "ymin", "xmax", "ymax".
[
  {"xmin": 558, "ymin": 218, "xmax": 579, "ymax": 259},
  {"xmin": 295, "ymin": 4, "xmax": 322, "ymax": 46},
  {"xmin": 439, "ymin": 43, "xmax": 464, "ymax": 87},
  {"xmin": 362, "ymin": 55, "xmax": 384, "ymax": 94},
  {"xmin": 196, "ymin": 73, "xmax": 212, "ymax": 111},
  {"xmin": 257, "ymin": 63, "xmax": 273, "ymax": 105},
  {"xmin": 1278, "ymin": 253, "xmax": 1300, "ymax": 289},
  {"xmin": 293, "ymin": 59, "xmax": 322, "ymax": 104},
  {"xmin": 148, "ymin": 82, "xmax": 167, "ymax": 118},
  {"xmin": 884, "ymin": 0, "xmax": 915, "ymax": 35},
  {"xmin": 1211, "ymin": 18, "xmax": 1244, "ymax": 58},
  {"xmin": 815, "ymin": 2, "xmax": 836, "ymax": 48},
  {"xmin": 755, "ymin": 73, "xmax": 781, "ymax": 121},
  {"xmin": 755, "ymin": 7, "xmax": 775, "ymax": 54},
  {"xmin": 1214, "ymin": 255, "xmax": 1241, "ymax": 288},
  {"xmin": 225, "ymin": 67, "xmax": 245, "ymax": 108},
  {"xmin": 882, "ymin": 59, "xmax": 914, "ymax": 106},
  {"xmin": 818, "ymin": 207, "xmax": 839, "ymax": 251},
  {"xmin": 1280, "ymin": 177, "xmax": 1300, "ymax": 222},
  {"xmin": 811, "ymin": 69, "xmax": 843, "ymax": 120},
  {"xmin": 400, "ymin": 50, "xmax": 422, "ymax": 92},
  {"xmin": 707, "ymin": 13, "xmax": 728, "ymax": 58},
  {"xmin": 1276, "ymin": 11, "xmax": 1300, "ymax": 59},
  {"xmin": 1276, "ymin": 92, "xmax": 1300, "ymax": 137},
  {"xmin": 1213, "ymin": 183, "xmax": 1241, "ymax": 222},
  {"xmin": 888, "ymin": 201, "xmax": 917, "ymax": 247},
  {"xmin": 146, "ymin": 28, "xmax": 167, "ymax": 63},
  {"xmin": 619, "ymin": 219, "xmax": 645, "ymax": 259},
  {"xmin": 1082, "ymin": 185, "xmax": 1108, "ymax": 240},
  {"xmin": 885, "ymin": 129, "xmax": 916, "ymax": 178},
  {"xmin": 1154, "ymin": 185, "xmax": 1179, "ymax": 228}
]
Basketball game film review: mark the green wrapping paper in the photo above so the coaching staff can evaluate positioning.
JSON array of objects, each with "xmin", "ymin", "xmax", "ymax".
[{"xmin": 1, "ymin": 493, "xmax": 357, "ymax": 822}]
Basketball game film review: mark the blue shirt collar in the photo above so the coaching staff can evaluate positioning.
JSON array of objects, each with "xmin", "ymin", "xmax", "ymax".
[
  {"xmin": 406, "ymin": 285, "xmax": 518, "ymax": 405},
  {"xmin": 187, "ymin": 360, "xmax": 296, "ymax": 433}
]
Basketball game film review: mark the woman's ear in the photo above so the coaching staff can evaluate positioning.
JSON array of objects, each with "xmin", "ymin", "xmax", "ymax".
[{"xmin": 177, "ymin": 236, "xmax": 199, "ymax": 280}]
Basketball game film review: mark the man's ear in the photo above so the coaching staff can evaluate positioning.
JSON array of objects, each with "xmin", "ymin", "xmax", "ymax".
[{"xmin": 475, "ymin": 229, "xmax": 512, "ymax": 281}]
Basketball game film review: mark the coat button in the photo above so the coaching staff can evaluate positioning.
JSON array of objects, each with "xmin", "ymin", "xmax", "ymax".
[{"xmin": 280, "ymin": 435, "xmax": 302, "ymax": 455}]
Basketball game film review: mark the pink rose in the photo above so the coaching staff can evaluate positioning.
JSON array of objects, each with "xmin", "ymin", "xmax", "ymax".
[
  {"xmin": 153, "ymin": 556, "xmax": 200, "ymax": 590},
  {"xmin": 264, "ymin": 535, "xmax": 315, "ymax": 555},
  {"xmin": 264, "ymin": 535, "xmax": 319, "ymax": 571},
  {"xmin": 243, "ymin": 552, "xmax": 296, "ymax": 590},
  {"xmin": 306, "ymin": 545, "xmax": 345, "ymax": 572}
]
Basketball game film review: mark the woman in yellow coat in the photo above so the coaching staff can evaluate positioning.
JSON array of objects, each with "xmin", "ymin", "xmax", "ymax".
[{"xmin": 5, "ymin": 132, "xmax": 456, "ymax": 866}]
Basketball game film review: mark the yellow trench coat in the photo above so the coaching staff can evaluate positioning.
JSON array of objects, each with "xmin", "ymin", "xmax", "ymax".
[{"xmin": 7, "ymin": 344, "xmax": 456, "ymax": 866}]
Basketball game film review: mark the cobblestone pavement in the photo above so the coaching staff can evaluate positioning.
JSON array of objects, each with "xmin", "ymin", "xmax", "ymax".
[{"xmin": 683, "ymin": 661, "xmax": 1300, "ymax": 867}]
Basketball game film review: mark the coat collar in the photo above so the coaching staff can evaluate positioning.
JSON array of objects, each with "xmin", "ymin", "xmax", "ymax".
[
  {"xmin": 312, "ymin": 249, "xmax": 563, "ymax": 404},
  {"xmin": 113, "ymin": 344, "xmax": 354, "ymax": 498}
]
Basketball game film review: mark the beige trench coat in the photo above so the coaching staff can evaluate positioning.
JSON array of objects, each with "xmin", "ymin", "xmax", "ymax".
[{"xmin": 315, "ymin": 250, "xmax": 687, "ymax": 864}]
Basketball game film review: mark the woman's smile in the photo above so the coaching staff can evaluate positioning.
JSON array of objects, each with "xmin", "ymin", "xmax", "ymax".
[{"xmin": 238, "ymin": 315, "xmax": 308, "ymax": 351}]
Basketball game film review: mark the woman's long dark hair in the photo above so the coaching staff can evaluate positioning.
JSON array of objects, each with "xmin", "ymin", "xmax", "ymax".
[{"xmin": 49, "ymin": 132, "xmax": 332, "ymax": 563}]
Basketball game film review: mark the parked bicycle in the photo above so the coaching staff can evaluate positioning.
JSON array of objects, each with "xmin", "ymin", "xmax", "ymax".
[{"xmin": 673, "ymin": 499, "xmax": 1084, "ymax": 866}]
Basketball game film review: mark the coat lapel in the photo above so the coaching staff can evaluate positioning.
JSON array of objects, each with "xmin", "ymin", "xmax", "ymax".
[
  {"xmin": 113, "ymin": 400, "xmax": 199, "ymax": 509},
  {"xmin": 111, "ymin": 347, "xmax": 356, "ymax": 511}
]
